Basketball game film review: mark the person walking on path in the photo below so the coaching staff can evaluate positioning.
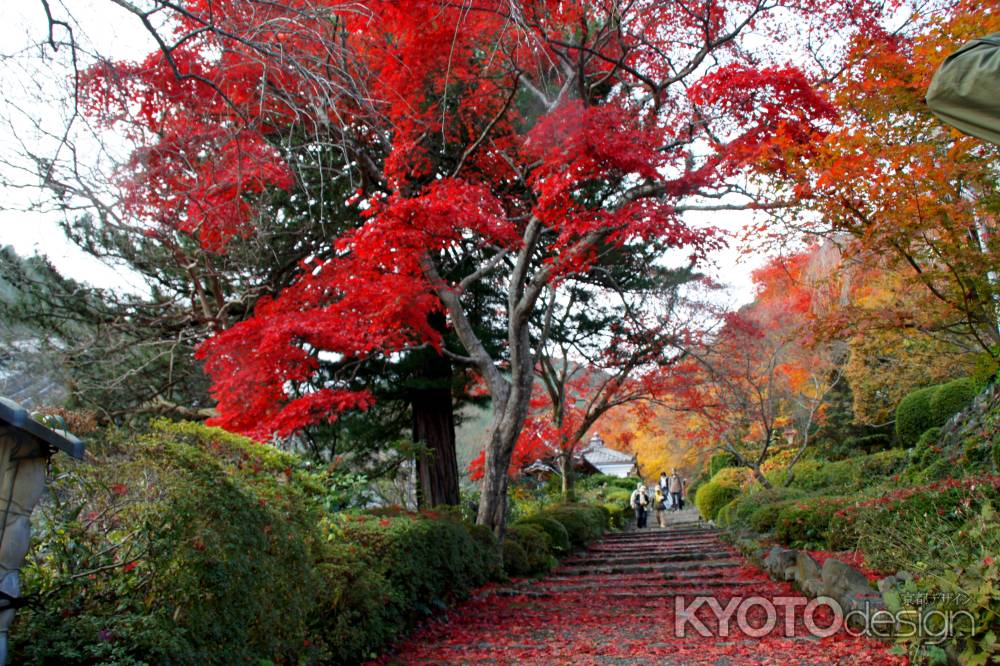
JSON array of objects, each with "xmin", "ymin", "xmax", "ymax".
[
  {"xmin": 658, "ymin": 471, "xmax": 673, "ymax": 510},
  {"xmin": 630, "ymin": 482, "xmax": 650, "ymax": 528},
  {"xmin": 668, "ymin": 469, "xmax": 685, "ymax": 511},
  {"xmin": 653, "ymin": 486, "xmax": 668, "ymax": 528}
]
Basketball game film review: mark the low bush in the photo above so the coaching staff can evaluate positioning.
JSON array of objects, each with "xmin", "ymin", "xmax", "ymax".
[
  {"xmin": 908, "ymin": 427, "xmax": 943, "ymax": 473},
  {"xmin": 845, "ymin": 433, "xmax": 893, "ymax": 453},
  {"xmin": 13, "ymin": 421, "xmax": 503, "ymax": 666},
  {"xmin": 716, "ymin": 499, "xmax": 737, "ymax": 527},
  {"xmin": 773, "ymin": 495, "xmax": 855, "ymax": 549},
  {"xmin": 846, "ymin": 476, "xmax": 1000, "ymax": 573},
  {"xmin": 515, "ymin": 516, "xmax": 570, "ymax": 554},
  {"xmin": 748, "ymin": 499, "xmax": 797, "ymax": 534},
  {"xmin": 709, "ymin": 452, "xmax": 737, "ymax": 477},
  {"xmin": 504, "ymin": 524, "xmax": 554, "ymax": 575},
  {"xmin": 896, "ymin": 379, "xmax": 979, "ymax": 448},
  {"xmin": 787, "ymin": 458, "xmax": 857, "ymax": 491},
  {"xmin": 728, "ymin": 486, "xmax": 806, "ymax": 529},
  {"xmin": 501, "ymin": 538, "xmax": 531, "ymax": 577},
  {"xmin": 605, "ymin": 488, "xmax": 632, "ymax": 507},
  {"xmin": 576, "ymin": 474, "xmax": 637, "ymax": 495},
  {"xmin": 603, "ymin": 502, "xmax": 627, "ymax": 528},
  {"xmin": 593, "ymin": 503, "xmax": 613, "ymax": 528},
  {"xmin": 787, "ymin": 449, "xmax": 906, "ymax": 492},
  {"xmin": 895, "ymin": 385, "xmax": 939, "ymax": 448},
  {"xmin": 695, "ymin": 468, "xmax": 746, "ymax": 522},
  {"xmin": 540, "ymin": 505, "xmax": 604, "ymax": 548},
  {"xmin": 14, "ymin": 422, "xmax": 323, "ymax": 666},
  {"xmin": 856, "ymin": 448, "xmax": 907, "ymax": 478},
  {"xmin": 929, "ymin": 377, "xmax": 978, "ymax": 426}
]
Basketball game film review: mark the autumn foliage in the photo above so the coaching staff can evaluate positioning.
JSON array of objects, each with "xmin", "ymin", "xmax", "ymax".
[{"xmin": 79, "ymin": 0, "xmax": 894, "ymax": 531}]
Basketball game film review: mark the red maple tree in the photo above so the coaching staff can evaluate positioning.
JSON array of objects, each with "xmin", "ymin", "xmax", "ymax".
[{"xmin": 83, "ymin": 0, "xmax": 887, "ymax": 534}]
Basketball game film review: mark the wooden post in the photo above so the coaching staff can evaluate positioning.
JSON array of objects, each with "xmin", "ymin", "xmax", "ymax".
[{"xmin": 0, "ymin": 428, "xmax": 49, "ymax": 666}]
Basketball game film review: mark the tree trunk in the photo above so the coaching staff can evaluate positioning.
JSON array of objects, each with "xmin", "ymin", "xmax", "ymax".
[
  {"xmin": 476, "ymin": 380, "xmax": 525, "ymax": 539},
  {"xmin": 559, "ymin": 450, "xmax": 576, "ymax": 501},
  {"xmin": 410, "ymin": 314, "xmax": 460, "ymax": 508},
  {"xmin": 752, "ymin": 464, "xmax": 772, "ymax": 489}
]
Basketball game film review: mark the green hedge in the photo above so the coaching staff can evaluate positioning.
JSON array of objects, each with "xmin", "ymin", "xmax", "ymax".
[
  {"xmin": 773, "ymin": 496, "xmax": 855, "ymax": 549},
  {"xmin": 895, "ymin": 385, "xmax": 939, "ymax": 447},
  {"xmin": 929, "ymin": 378, "xmax": 978, "ymax": 426},
  {"xmin": 603, "ymin": 502, "xmax": 627, "ymax": 528},
  {"xmin": 501, "ymin": 538, "xmax": 531, "ymax": 577},
  {"xmin": 728, "ymin": 487, "xmax": 806, "ymax": 529},
  {"xmin": 539, "ymin": 504, "xmax": 605, "ymax": 547},
  {"xmin": 605, "ymin": 488, "xmax": 632, "ymax": 507},
  {"xmin": 12, "ymin": 422, "xmax": 502, "ymax": 666},
  {"xmin": 709, "ymin": 452, "xmax": 737, "ymax": 477},
  {"xmin": 515, "ymin": 516, "xmax": 570, "ymax": 554},
  {"xmin": 695, "ymin": 468, "xmax": 744, "ymax": 521},
  {"xmin": 504, "ymin": 524, "xmax": 554, "ymax": 576},
  {"xmin": 787, "ymin": 449, "xmax": 906, "ymax": 492},
  {"xmin": 749, "ymin": 499, "xmax": 797, "ymax": 534},
  {"xmin": 716, "ymin": 499, "xmax": 737, "ymax": 527},
  {"xmin": 895, "ymin": 379, "xmax": 979, "ymax": 447}
]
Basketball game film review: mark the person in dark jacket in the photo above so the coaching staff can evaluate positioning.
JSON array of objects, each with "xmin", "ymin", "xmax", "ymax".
[{"xmin": 630, "ymin": 482, "xmax": 650, "ymax": 528}]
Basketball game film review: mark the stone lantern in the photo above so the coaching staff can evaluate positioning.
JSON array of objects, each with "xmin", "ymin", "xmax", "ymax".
[{"xmin": 0, "ymin": 398, "xmax": 84, "ymax": 665}]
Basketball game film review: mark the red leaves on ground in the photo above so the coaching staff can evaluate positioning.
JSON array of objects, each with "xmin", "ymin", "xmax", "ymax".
[{"xmin": 367, "ymin": 529, "xmax": 906, "ymax": 665}]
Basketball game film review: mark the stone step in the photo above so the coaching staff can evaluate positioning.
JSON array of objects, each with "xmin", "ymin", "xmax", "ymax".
[
  {"xmin": 584, "ymin": 541, "xmax": 726, "ymax": 552},
  {"xmin": 555, "ymin": 558, "xmax": 742, "ymax": 577},
  {"xmin": 521, "ymin": 579, "xmax": 759, "ymax": 593},
  {"xmin": 581, "ymin": 542, "xmax": 727, "ymax": 555},
  {"xmin": 602, "ymin": 529, "xmax": 714, "ymax": 541},
  {"xmin": 563, "ymin": 550, "xmax": 735, "ymax": 567}
]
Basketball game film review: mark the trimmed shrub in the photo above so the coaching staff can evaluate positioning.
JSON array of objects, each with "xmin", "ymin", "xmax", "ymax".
[
  {"xmin": 848, "ymin": 477, "xmax": 1000, "ymax": 573},
  {"xmin": 327, "ymin": 512, "xmax": 500, "ymax": 661},
  {"xmin": 13, "ymin": 424, "xmax": 323, "ymax": 666},
  {"xmin": 577, "ymin": 474, "xmax": 637, "ymax": 495},
  {"xmin": 591, "ymin": 503, "xmax": 611, "ymax": 527},
  {"xmin": 728, "ymin": 486, "xmax": 806, "ymax": 529},
  {"xmin": 709, "ymin": 452, "xmax": 737, "ymax": 477},
  {"xmin": 856, "ymin": 448, "xmax": 907, "ymax": 478},
  {"xmin": 929, "ymin": 377, "xmax": 978, "ymax": 426},
  {"xmin": 910, "ymin": 427, "xmax": 943, "ymax": 472},
  {"xmin": 716, "ymin": 498, "xmax": 737, "ymax": 527},
  {"xmin": 748, "ymin": 499, "xmax": 797, "ymax": 534},
  {"xmin": 773, "ymin": 496, "xmax": 856, "ymax": 549},
  {"xmin": 13, "ymin": 421, "xmax": 503, "ymax": 666},
  {"xmin": 501, "ymin": 538, "xmax": 531, "ymax": 577},
  {"xmin": 602, "ymin": 502, "xmax": 626, "ymax": 529},
  {"xmin": 788, "ymin": 449, "xmax": 906, "ymax": 492},
  {"xmin": 895, "ymin": 385, "xmax": 938, "ymax": 447},
  {"xmin": 541, "ymin": 505, "xmax": 604, "ymax": 548},
  {"xmin": 515, "ymin": 516, "xmax": 570, "ymax": 554},
  {"xmin": 788, "ymin": 458, "xmax": 858, "ymax": 491},
  {"xmin": 827, "ymin": 507, "xmax": 860, "ymax": 551},
  {"xmin": 505, "ymin": 524, "xmax": 554, "ymax": 575},
  {"xmin": 695, "ymin": 469, "xmax": 745, "ymax": 522},
  {"xmin": 605, "ymin": 488, "xmax": 632, "ymax": 507}
]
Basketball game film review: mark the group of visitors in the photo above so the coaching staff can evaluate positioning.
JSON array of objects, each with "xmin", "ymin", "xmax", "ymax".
[{"xmin": 629, "ymin": 469, "xmax": 685, "ymax": 529}]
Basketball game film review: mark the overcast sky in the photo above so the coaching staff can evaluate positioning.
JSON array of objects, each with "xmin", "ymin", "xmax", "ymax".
[{"xmin": 0, "ymin": 0, "xmax": 767, "ymax": 304}]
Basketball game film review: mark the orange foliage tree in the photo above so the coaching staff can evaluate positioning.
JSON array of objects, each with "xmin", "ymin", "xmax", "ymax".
[{"xmin": 758, "ymin": 2, "xmax": 1000, "ymax": 358}]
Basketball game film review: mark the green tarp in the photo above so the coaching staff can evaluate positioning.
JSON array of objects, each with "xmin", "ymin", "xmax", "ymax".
[{"xmin": 926, "ymin": 32, "xmax": 1000, "ymax": 145}]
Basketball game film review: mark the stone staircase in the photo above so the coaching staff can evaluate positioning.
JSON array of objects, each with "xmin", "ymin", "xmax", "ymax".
[{"xmin": 374, "ymin": 508, "xmax": 905, "ymax": 664}]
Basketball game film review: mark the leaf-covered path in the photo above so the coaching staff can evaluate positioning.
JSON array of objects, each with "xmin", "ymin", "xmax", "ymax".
[{"xmin": 372, "ymin": 510, "xmax": 905, "ymax": 665}]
